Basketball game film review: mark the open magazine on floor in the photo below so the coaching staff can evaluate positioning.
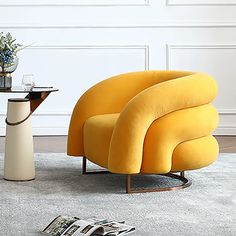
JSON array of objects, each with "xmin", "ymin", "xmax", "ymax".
[{"xmin": 42, "ymin": 215, "xmax": 135, "ymax": 236}]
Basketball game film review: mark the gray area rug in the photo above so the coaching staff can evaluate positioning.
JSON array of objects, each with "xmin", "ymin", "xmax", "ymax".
[{"xmin": 0, "ymin": 153, "xmax": 235, "ymax": 236}]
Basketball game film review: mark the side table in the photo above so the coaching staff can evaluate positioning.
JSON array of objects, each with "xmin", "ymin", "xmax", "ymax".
[{"xmin": 1, "ymin": 86, "xmax": 58, "ymax": 181}]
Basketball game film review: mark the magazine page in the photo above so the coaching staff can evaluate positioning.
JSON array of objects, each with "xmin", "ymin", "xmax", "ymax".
[
  {"xmin": 102, "ymin": 222, "xmax": 135, "ymax": 236},
  {"xmin": 97, "ymin": 221, "xmax": 135, "ymax": 236},
  {"xmin": 86, "ymin": 218, "xmax": 135, "ymax": 236},
  {"xmin": 42, "ymin": 215, "xmax": 79, "ymax": 236},
  {"xmin": 86, "ymin": 219, "xmax": 118, "ymax": 235},
  {"xmin": 62, "ymin": 220, "xmax": 104, "ymax": 236}
]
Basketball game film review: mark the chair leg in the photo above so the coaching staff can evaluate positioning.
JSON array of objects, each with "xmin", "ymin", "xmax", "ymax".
[
  {"xmin": 82, "ymin": 157, "xmax": 110, "ymax": 175},
  {"xmin": 82, "ymin": 156, "xmax": 87, "ymax": 175},
  {"xmin": 126, "ymin": 172, "xmax": 191, "ymax": 194},
  {"xmin": 126, "ymin": 175, "xmax": 132, "ymax": 194}
]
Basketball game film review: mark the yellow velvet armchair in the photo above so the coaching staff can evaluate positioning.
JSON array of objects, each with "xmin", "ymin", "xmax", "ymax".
[{"xmin": 67, "ymin": 71, "xmax": 219, "ymax": 193}]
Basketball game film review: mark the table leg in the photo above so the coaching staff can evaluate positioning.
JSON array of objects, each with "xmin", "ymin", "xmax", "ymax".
[
  {"xmin": 25, "ymin": 91, "xmax": 51, "ymax": 113},
  {"xmin": 4, "ymin": 98, "xmax": 35, "ymax": 181}
]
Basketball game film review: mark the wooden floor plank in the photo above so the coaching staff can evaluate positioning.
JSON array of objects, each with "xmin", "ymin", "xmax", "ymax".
[{"xmin": 0, "ymin": 135, "xmax": 235, "ymax": 153}]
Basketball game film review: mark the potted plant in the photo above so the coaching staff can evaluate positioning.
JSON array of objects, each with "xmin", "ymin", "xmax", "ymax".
[{"xmin": 0, "ymin": 32, "xmax": 23, "ymax": 89}]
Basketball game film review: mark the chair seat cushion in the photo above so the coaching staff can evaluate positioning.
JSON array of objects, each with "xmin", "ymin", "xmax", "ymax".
[{"xmin": 84, "ymin": 113, "xmax": 119, "ymax": 168}]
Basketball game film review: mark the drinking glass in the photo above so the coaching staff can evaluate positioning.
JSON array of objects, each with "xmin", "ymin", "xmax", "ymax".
[{"xmin": 22, "ymin": 74, "xmax": 35, "ymax": 90}]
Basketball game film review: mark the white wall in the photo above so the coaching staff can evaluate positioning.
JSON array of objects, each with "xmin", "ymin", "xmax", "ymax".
[{"xmin": 0, "ymin": 0, "xmax": 235, "ymax": 135}]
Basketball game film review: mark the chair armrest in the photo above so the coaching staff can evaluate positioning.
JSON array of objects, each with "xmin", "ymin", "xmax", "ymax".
[{"xmin": 108, "ymin": 73, "xmax": 218, "ymax": 174}]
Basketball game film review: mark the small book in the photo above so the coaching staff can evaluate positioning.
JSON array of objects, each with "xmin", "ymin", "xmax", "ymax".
[{"xmin": 42, "ymin": 215, "xmax": 135, "ymax": 236}]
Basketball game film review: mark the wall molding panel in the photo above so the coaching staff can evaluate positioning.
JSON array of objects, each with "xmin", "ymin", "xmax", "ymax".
[
  {"xmin": 166, "ymin": 44, "xmax": 236, "ymax": 70},
  {"xmin": 167, "ymin": 0, "xmax": 236, "ymax": 6},
  {"xmin": 0, "ymin": 0, "xmax": 149, "ymax": 7},
  {"xmin": 166, "ymin": 44, "xmax": 236, "ymax": 135},
  {"xmin": 25, "ymin": 44, "xmax": 150, "ymax": 71}
]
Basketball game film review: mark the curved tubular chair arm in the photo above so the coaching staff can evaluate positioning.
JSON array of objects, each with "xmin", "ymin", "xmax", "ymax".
[
  {"xmin": 67, "ymin": 70, "xmax": 194, "ymax": 156},
  {"xmin": 108, "ymin": 73, "xmax": 218, "ymax": 174},
  {"xmin": 141, "ymin": 105, "xmax": 219, "ymax": 173}
]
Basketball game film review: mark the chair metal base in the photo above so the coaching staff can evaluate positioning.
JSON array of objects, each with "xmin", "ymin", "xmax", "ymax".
[
  {"xmin": 126, "ymin": 172, "xmax": 191, "ymax": 193},
  {"xmin": 82, "ymin": 157, "xmax": 192, "ymax": 193}
]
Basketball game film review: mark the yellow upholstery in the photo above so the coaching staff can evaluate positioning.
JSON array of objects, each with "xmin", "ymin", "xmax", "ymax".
[
  {"xmin": 84, "ymin": 113, "xmax": 119, "ymax": 169},
  {"xmin": 67, "ymin": 70, "xmax": 219, "ymax": 174}
]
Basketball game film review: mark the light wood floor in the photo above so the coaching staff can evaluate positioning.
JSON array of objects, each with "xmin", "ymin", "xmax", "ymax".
[
  {"xmin": 215, "ymin": 136, "xmax": 236, "ymax": 153},
  {"xmin": 0, "ymin": 135, "xmax": 235, "ymax": 153}
]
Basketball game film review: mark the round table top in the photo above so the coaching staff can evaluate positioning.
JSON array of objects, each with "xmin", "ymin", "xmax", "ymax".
[{"xmin": 0, "ymin": 86, "xmax": 58, "ymax": 93}]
